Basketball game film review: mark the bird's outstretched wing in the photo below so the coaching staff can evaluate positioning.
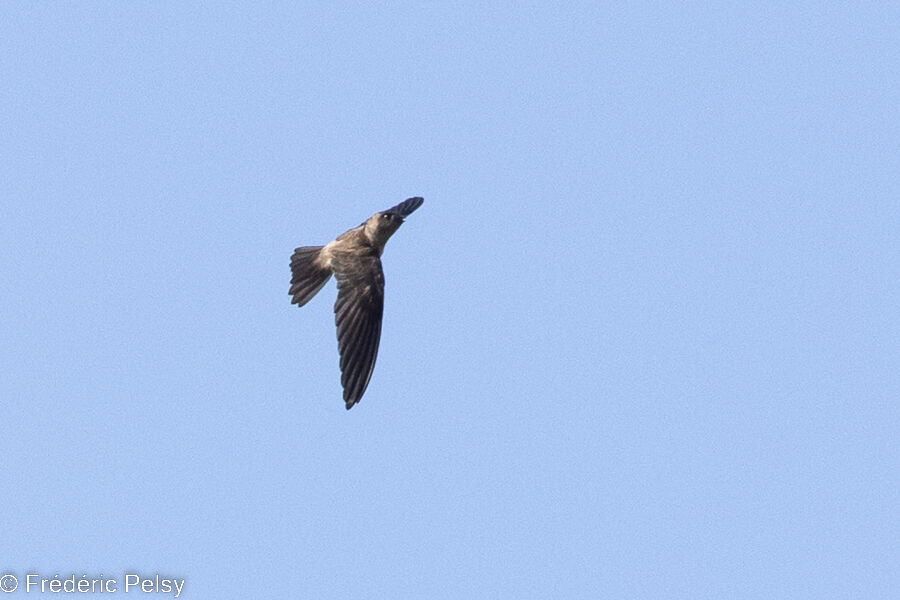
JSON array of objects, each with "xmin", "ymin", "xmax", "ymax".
[{"xmin": 331, "ymin": 249, "xmax": 385, "ymax": 409}]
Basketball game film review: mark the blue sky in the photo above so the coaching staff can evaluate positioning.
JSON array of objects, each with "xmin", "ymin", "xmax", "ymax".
[{"xmin": 1, "ymin": 2, "xmax": 898, "ymax": 598}]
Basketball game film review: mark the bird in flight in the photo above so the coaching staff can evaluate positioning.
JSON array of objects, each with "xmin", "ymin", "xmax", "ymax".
[{"xmin": 289, "ymin": 197, "xmax": 424, "ymax": 409}]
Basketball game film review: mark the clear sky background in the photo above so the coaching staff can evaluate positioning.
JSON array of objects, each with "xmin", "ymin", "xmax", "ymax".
[{"xmin": 1, "ymin": 3, "xmax": 898, "ymax": 599}]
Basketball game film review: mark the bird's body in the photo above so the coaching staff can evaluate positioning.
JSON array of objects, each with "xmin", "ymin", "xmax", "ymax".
[{"xmin": 289, "ymin": 197, "xmax": 423, "ymax": 409}]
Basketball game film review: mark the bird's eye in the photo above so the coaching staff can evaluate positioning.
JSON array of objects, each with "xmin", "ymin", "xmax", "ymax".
[{"xmin": 382, "ymin": 213, "xmax": 392, "ymax": 220}]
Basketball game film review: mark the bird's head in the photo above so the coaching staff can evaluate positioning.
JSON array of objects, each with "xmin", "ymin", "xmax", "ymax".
[
  {"xmin": 364, "ymin": 210, "xmax": 405, "ymax": 246},
  {"xmin": 363, "ymin": 197, "xmax": 423, "ymax": 248}
]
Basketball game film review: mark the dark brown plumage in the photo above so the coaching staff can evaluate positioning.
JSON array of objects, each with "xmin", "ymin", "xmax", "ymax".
[{"xmin": 289, "ymin": 197, "xmax": 423, "ymax": 409}]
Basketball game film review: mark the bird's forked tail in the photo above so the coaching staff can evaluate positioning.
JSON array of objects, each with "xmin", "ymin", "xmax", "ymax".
[{"xmin": 289, "ymin": 246, "xmax": 333, "ymax": 306}]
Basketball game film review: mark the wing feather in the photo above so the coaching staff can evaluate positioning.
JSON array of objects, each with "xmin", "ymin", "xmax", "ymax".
[{"xmin": 331, "ymin": 249, "xmax": 385, "ymax": 409}]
